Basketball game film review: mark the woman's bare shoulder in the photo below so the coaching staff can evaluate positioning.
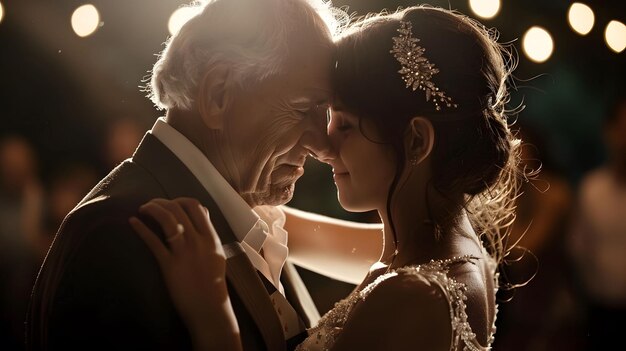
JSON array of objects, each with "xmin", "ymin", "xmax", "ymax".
[{"xmin": 332, "ymin": 270, "xmax": 453, "ymax": 351}]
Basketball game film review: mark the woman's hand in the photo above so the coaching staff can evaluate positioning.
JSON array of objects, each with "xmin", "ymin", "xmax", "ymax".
[{"xmin": 129, "ymin": 197, "xmax": 242, "ymax": 351}]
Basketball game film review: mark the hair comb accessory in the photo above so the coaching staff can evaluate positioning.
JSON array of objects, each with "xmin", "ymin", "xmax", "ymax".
[{"xmin": 390, "ymin": 20, "xmax": 457, "ymax": 111}]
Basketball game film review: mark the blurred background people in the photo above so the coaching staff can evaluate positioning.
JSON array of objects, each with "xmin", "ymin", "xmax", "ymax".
[
  {"xmin": 43, "ymin": 164, "xmax": 99, "ymax": 253},
  {"xmin": 492, "ymin": 122, "xmax": 586, "ymax": 351},
  {"xmin": 99, "ymin": 116, "xmax": 144, "ymax": 174},
  {"xmin": 0, "ymin": 120, "xmax": 137, "ymax": 349},
  {"xmin": 0, "ymin": 135, "xmax": 44, "ymax": 350},
  {"xmin": 568, "ymin": 93, "xmax": 626, "ymax": 350}
]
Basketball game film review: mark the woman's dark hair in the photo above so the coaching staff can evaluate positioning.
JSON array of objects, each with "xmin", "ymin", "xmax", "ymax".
[{"xmin": 333, "ymin": 6, "xmax": 521, "ymax": 264}]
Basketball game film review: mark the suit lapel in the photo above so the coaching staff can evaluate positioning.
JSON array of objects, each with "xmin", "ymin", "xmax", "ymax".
[
  {"xmin": 281, "ymin": 261, "xmax": 321, "ymax": 328},
  {"xmin": 223, "ymin": 243, "xmax": 286, "ymax": 351}
]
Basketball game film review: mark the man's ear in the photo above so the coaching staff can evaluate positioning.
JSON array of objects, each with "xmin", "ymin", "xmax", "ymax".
[
  {"xmin": 404, "ymin": 117, "xmax": 435, "ymax": 166},
  {"xmin": 197, "ymin": 64, "xmax": 233, "ymax": 130}
]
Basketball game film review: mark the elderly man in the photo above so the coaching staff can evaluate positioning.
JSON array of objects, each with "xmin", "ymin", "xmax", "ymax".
[{"xmin": 26, "ymin": 0, "xmax": 336, "ymax": 350}]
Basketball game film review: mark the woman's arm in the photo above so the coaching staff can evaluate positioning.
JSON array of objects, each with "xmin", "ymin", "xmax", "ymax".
[
  {"xmin": 282, "ymin": 206, "xmax": 383, "ymax": 285},
  {"xmin": 130, "ymin": 197, "xmax": 243, "ymax": 351}
]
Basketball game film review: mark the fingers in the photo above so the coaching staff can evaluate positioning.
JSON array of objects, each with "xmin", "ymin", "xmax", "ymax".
[
  {"xmin": 151, "ymin": 198, "xmax": 197, "ymax": 237},
  {"xmin": 129, "ymin": 216, "xmax": 170, "ymax": 263},
  {"xmin": 137, "ymin": 197, "xmax": 225, "ymax": 258},
  {"xmin": 174, "ymin": 198, "xmax": 226, "ymax": 259},
  {"xmin": 139, "ymin": 199, "xmax": 196, "ymax": 247},
  {"xmin": 176, "ymin": 198, "xmax": 212, "ymax": 236},
  {"xmin": 175, "ymin": 198, "xmax": 224, "ymax": 252}
]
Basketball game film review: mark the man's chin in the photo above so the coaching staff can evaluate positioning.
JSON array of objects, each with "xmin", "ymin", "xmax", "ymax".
[
  {"xmin": 248, "ymin": 182, "xmax": 296, "ymax": 207},
  {"xmin": 267, "ymin": 183, "xmax": 296, "ymax": 205}
]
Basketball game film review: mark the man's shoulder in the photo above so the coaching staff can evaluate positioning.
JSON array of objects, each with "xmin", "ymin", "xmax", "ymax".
[
  {"xmin": 83, "ymin": 159, "xmax": 163, "ymax": 201},
  {"xmin": 67, "ymin": 159, "xmax": 162, "ymax": 218},
  {"xmin": 53, "ymin": 162, "xmax": 168, "ymax": 267},
  {"xmin": 47, "ymin": 186, "xmax": 168, "ymax": 306},
  {"xmin": 38, "ymin": 195, "xmax": 190, "ymax": 351},
  {"xmin": 53, "ymin": 195, "xmax": 148, "ymax": 269},
  {"xmin": 61, "ymin": 198, "xmax": 139, "ymax": 242}
]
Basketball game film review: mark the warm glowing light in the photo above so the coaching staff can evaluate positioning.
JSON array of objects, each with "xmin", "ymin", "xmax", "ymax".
[
  {"xmin": 522, "ymin": 26, "xmax": 554, "ymax": 63},
  {"xmin": 468, "ymin": 0, "xmax": 500, "ymax": 19},
  {"xmin": 71, "ymin": 4, "xmax": 100, "ymax": 38},
  {"xmin": 0, "ymin": 2, "xmax": 4, "ymax": 24},
  {"xmin": 168, "ymin": 7, "xmax": 198, "ymax": 36},
  {"xmin": 605, "ymin": 20, "xmax": 626, "ymax": 53},
  {"xmin": 568, "ymin": 3, "xmax": 594, "ymax": 35}
]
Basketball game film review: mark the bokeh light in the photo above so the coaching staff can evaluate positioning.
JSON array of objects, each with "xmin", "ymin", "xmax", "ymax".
[
  {"xmin": 168, "ymin": 6, "xmax": 199, "ymax": 36},
  {"xmin": 568, "ymin": 3, "xmax": 594, "ymax": 35},
  {"xmin": 468, "ymin": 0, "xmax": 500, "ymax": 19},
  {"xmin": 522, "ymin": 26, "xmax": 554, "ymax": 63},
  {"xmin": 0, "ymin": 2, "xmax": 4, "ymax": 25},
  {"xmin": 605, "ymin": 20, "xmax": 626, "ymax": 53},
  {"xmin": 71, "ymin": 4, "xmax": 100, "ymax": 38}
]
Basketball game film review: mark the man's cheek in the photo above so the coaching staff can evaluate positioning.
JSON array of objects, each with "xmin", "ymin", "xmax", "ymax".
[
  {"xmin": 271, "ymin": 127, "xmax": 306, "ymax": 156},
  {"xmin": 246, "ymin": 152, "xmax": 277, "ymax": 193}
]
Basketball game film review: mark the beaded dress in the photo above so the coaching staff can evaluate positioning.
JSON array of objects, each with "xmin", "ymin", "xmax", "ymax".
[{"xmin": 295, "ymin": 255, "xmax": 498, "ymax": 351}]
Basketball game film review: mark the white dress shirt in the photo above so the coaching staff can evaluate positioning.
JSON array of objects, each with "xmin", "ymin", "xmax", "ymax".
[{"xmin": 150, "ymin": 118, "xmax": 304, "ymax": 338}]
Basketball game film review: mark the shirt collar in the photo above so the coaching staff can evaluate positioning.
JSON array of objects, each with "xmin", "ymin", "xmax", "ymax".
[{"xmin": 149, "ymin": 117, "xmax": 267, "ymax": 251}]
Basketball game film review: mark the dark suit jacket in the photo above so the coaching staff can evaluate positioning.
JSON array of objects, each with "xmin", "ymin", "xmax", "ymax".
[{"xmin": 26, "ymin": 133, "xmax": 313, "ymax": 351}]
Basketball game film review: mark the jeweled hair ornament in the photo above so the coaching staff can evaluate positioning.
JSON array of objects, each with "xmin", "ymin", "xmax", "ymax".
[{"xmin": 390, "ymin": 20, "xmax": 458, "ymax": 111}]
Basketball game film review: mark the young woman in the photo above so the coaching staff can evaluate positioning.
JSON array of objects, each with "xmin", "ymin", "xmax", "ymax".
[{"xmin": 130, "ymin": 6, "xmax": 521, "ymax": 350}]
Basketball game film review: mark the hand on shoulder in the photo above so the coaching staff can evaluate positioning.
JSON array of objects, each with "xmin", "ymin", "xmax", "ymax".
[{"xmin": 130, "ymin": 197, "xmax": 242, "ymax": 350}]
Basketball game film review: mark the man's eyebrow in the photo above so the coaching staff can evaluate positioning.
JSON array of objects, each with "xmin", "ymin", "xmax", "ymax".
[
  {"xmin": 289, "ymin": 97, "xmax": 313, "ymax": 105},
  {"xmin": 289, "ymin": 97, "xmax": 330, "ymax": 107},
  {"xmin": 290, "ymin": 88, "xmax": 332, "ymax": 104}
]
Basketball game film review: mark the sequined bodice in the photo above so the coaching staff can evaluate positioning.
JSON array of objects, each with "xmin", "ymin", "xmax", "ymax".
[{"xmin": 296, "ymin": 256, "xmax": 498, "ymax": 351}]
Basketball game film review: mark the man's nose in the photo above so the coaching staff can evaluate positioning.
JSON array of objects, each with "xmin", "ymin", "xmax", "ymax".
[
  {"xmin": 301, "ymin": 117, "xmax": 336, "ymax": 163},
  {"xmin": 308, "ymin": 145, "xmax": 336, "ymax": 163},
  {"xmin": 301, "ymin": 132, "xmax": 337, "ymax": 163}
]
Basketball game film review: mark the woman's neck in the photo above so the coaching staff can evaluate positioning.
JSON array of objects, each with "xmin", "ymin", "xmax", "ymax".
[
  {"xmin": 376, "ymin": 162, "xmax": 482, "ymax": 270},
  {"xmin": 379, "ymin": 201, "xmax": 480, "ymax": 270}
]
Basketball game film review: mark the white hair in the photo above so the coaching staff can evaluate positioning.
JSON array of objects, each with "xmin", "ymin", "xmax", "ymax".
[{"xmin": 146, "ymin": 0, "xmax": 346, "ymax": 111}]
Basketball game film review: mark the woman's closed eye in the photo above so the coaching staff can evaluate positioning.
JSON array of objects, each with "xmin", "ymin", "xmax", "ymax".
[
  {"xmin": 331, "ymin": 114, "xmax": 355, "ymax": 132},
  {"xmin": 337, "ymin": 119, "xmax": 352, "ymax": 131}
]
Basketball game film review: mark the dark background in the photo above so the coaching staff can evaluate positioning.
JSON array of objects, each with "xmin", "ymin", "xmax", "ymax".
[
  {"xmin": 1, "ymin": 0, "xmax": 625, "ymax": 187},
  {"xmin": 1, "ymin": 1, "xmax": 625, "ymax": 350},
  {"xmin": 1, "ymin": 0, "xmax": 624, "ymax": 186}
]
